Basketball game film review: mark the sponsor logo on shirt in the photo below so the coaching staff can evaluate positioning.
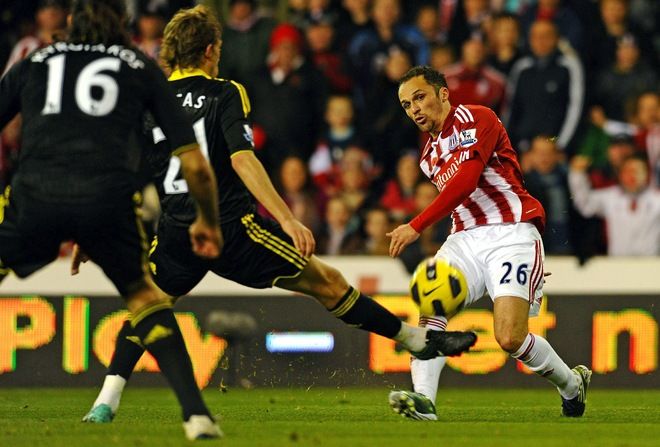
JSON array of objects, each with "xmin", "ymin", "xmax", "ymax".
[{"xmin": 459, "ymin": 128, "xmax": 478, "ymax": 147}]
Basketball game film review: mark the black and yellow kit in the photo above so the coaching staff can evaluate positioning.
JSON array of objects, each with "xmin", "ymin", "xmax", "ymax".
[
  {"xmin": 146, "ymin": 69, "xmax": 308, "ymax": 296},
  {"xmin": 0, "ymin": 43, "xmax": 196, "ymax": 294}
]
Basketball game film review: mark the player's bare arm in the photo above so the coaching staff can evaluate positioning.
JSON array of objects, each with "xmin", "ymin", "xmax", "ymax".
[
  {"xmin": 231, "ymin": 151, "xmax": 315, "ymax": 257},
  {"xmin": 179, "ymin": 147, "xmax": 222, "ymax": 259}
]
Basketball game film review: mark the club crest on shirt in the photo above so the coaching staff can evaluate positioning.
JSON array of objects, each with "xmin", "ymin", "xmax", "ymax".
[
  {"xmin": 459, "ymin": 128, "xmax": 478, "ymax": 147},
  {"xmin": 243, "ymin": 124, "xmax": 254, "ymax": 145}
]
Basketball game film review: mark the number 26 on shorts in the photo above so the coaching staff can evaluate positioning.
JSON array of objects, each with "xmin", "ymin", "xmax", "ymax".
[{"xmin": 499, "ymin": 262, "xmax": 528, "ymax": 285}]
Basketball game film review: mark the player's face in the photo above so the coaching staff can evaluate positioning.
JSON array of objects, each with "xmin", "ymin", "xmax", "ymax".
[{"xmin": 399, "ymin": 75, "xmax": 448, "ymax": 136}]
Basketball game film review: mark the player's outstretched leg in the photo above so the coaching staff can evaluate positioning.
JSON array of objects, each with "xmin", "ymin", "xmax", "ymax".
[
  {"xmin": 83, "ymin": 319, "xmax": 147, "ymax": 423},
  {"xmin": 276, "ymin": 257, "xmax": 477, "ymax": 358},
  {"xmin": 389, "ymin": 316, "xmax": 448, "ymax": 420},
  {"xmin": 124, "ymin": 286, "xmax": 222, "ymax": 440},
  {"xmin": 388, "ymin": 390, "xmax": 438, "ymax": 421},
  {"xmin": 561, "ymin": 365, "xmax": 592, "ymax": 417},
  {"xmin": 495, "ymin": 297, "xmax": 589, "ymax": 417}
]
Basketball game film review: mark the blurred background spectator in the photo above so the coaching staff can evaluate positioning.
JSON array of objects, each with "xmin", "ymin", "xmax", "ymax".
[
  {"xmin": 503, "ymin": 19, "xmax": 583, "ymax": 153},
  {"xmin": 569, "ymin": 154, "xmax": 660, "ymax": 256},
  {"xmin": 1, "ymin": 0, "xmax": 658, "ymax": 263}
]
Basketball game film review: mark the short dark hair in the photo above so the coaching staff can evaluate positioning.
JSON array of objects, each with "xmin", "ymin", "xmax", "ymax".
[
  {"xmin": 398, "ymin": 65, "xmax": 448, "ymax": 93},
  {"xmin": 68, "ymin": 0, "xmax": 130, "ymax": 46}
]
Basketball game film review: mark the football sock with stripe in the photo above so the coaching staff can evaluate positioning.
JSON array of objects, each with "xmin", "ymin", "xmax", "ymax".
[
  {"xmin": 108, "ymin": 319, "xmax": 146, "ymax": 380},
  {"xmin": 131, "ymin": 302, "xmax": 211, "ymax": 420},
  {"xmin": 512, "ymin": 333, "xmax": 579, "ymax": 399},
  {"xmin": 329, "ymin": 287, "xmax": 430, "ymax": 351},
  {"xmin": 411, "ymin": 316, "xmax": 448, "ymax": 403}
]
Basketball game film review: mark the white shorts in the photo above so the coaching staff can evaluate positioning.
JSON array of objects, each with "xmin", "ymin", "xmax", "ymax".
[{"xmin": 434, "ymin": 222, "xmax": 545, "ymax": 316}]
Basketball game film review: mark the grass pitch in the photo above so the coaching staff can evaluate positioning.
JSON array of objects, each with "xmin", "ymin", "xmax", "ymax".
[{"xmin": 0, "ymin": 387, "xmax": 658, "ymax": 447}]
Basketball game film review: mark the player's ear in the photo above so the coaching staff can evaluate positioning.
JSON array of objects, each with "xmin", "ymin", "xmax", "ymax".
[
  {"xmin": 204, "ymin": 43, "xmax": 215, "ymax": 59},
  {"xmin": 439, "ymin": 87, "xmax": 449, "ymax": 103}
]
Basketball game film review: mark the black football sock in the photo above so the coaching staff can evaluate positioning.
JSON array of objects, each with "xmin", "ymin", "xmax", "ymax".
[
  {"xmin": 131, "ymin": 302, "xmax": 210, "ymax": 420},
  {"xmin": 329, "ymin": 287, "xmax": 402, "ymax": 338},
  {"xmin": 108, "ymin": 319, "xmax": 146, "ymax": 380}
]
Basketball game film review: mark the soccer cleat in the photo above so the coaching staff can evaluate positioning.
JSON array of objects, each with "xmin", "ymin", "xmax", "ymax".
[
  {"xmin": 411, "ymin": 330, "xmax": 477, "ymax": 360},
  {"xmin": 81, "ymin": 404, "xmax": 114, "ymax": 423},
  {"xmin": 183, "ymin": 415, "xmax": 223, "ymax": 441},
  {"xmin": 561, "ymin": 365, "xmax": 592, "ymax": 417},
  {"xmin": 388, "ymin": 390, "xmax": 438, "ymax": 421}
]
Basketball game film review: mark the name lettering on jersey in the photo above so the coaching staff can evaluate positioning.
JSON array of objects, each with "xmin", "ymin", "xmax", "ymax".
[
  {"xmin": 433, "ymin": 150, "xmax": 470, "ymax": 190},
  {"xmin": 31, "ymin": 43, "xmax": 145, "ymax": 69},
  {"xmin": 177, "ymin": 93, "xmax": 206, "ymax": 109},
  {"xmin": 458, "ymin": 128, "xmax": 478, "ymax": 148}
]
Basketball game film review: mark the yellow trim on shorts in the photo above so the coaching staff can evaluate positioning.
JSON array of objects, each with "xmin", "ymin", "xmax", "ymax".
[
  {"xmin": 240, "ymin": 214, "xmax": 307, "ymax": 270},
  {"xmin": 330, "ymin": 288, "xmax": 360, "ymax": 317},
  {"xmin": 149, "ymin": 236, "xmax": 158, "ymax": 256},
  {"xmin": 0, "ymin": 186, "xmax": 10, "ymax": 224},
  {"xmin": 242, "ymin": 214, "xmax": 307, "ymax": 264},
  {"xmin": 130, "ymin": 301, "xmax": 173, "ymax": 327}
]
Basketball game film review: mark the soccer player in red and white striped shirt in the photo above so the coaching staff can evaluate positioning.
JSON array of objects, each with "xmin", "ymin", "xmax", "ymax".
[{"xmin": 387, "ymin": 66, "xmax": 591, "ymax": 420}]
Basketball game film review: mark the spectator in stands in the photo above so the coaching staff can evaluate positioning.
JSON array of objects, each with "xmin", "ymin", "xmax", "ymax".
[
  {"xmin": 359, "ymin": 207, "xmax": 394, "ymax": 256},
  {"xmin": 309, "ymin": 96, "xmax": 360, "ymax": 192},
  {"xmin": 316, "ymin": 196, "xmax": 363, "ymax": 255},
  {"xmin": 429, "ymin": 43, "xmax": 456, "ymax": 73},
  {"xmin": 444, "ymin": 37, "xmax": 507, "ymax": 112},
  {"xmin": 348, "ymin": 0, "xmax": 429, "ymax": 109},
  {"xmin": 586, "ymin": 0, "xmax": 656, "ymax": 76},
  {"xmin": 337, "ymin": 165, "xmax": 371, "ymax": 215},
  {"xmin": 304, "ymin": 15, "xmax": 353, "ymax": 94},
  {"xmin": 486, "ymin": 12, "xmax": 522, "ymax": 76},
  {"xmin": 398, "ymin": 181, "xmax": 451, "ymax": 273},
  {"xmin": 133, "ymin": 8, "xmax": 165, "ymax": 62},
  {"xmin": 594, "ymin": 35, "xmax": 658, "ymax": 123},
  {"xmin": 363, "ymin": 49, "xmax": 418, "ymax": 179},
  {"xmin": 415, "ymin": 4, "xmax": 443, "ymax": 45},
  {"xmin": 519, "ymin": 0, "xmax": 584, "ymax": 55},
  {"xmin": 522, "ymin": 136, "xmax": 573, "ymax": 254},
  {"xmin": 380, "ymin": 151, "xmax": 421, "ymax": 221},
  {"xmin": 3, "ymin": 0, "xmax": 67, "ymax": 73},
  {"xmin": 271, "ymin": 155, "xmax": 324, "ymax": 234},
  {"xmin": 218, "ymin": 0, "xmax": 276, "ymax": 85},
  {"xmin": 569, "ymin": 154, "xmax": 660, "ymax": 256},
  {"xmin": 446, "ymin": 0, "xmax": 491, "ymax": 51},
  {"xmin": 249, "ymin": 23, "xmax": 328, "ymax": 169},
  {"xmin": 503, "ymin": 20, "xmax": 584, "ymax": 153},
  {"xmin": 335, "ymin": 0, "xmax": 372, "ymax": 50}
]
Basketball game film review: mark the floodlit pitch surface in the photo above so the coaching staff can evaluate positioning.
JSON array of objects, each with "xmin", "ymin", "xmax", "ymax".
[{"xmin": 1, "ymin": 388, "xmax": 658, "ymax": 446}]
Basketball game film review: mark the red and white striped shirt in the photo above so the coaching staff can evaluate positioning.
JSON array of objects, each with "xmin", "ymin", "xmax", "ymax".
[{"xmin": 414, "ymin": 104, "xmax": 545, "ymax": 234}]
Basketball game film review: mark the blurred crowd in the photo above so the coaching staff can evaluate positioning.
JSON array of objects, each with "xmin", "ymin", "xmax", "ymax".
[{"xmin": 1, "ymin": 0, "xmax": 659, "ymax": 269}]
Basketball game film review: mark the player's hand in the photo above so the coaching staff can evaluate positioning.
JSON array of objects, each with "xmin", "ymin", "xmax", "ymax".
[
  {"xmin": 70, "ymin": 243, "xmax": 90, "ymax": 275},
  {"xmin": 189, "ymin": 217, "xmax": 223, "ymax": 259},
  {"xmin": 387, "ymin": 223, "xmax": 420, "ymax": 258},
  {"xmin": 281, "ymin": 217, "xmax": 316, "ymax": 258}
]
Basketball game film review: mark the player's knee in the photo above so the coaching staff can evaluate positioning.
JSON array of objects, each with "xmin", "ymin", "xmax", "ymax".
[
  {"xmin": 314, "ymin": 265, "xmax": 348, "ymax": 308},
  {"xmin": 495, "ymin": 332, "xmax": 526, "ymax": 353}
]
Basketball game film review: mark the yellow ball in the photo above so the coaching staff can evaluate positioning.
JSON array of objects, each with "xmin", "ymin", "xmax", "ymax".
[{"xmin": 409, "ymin": 257, "xmax": 468, "ymax": 318}]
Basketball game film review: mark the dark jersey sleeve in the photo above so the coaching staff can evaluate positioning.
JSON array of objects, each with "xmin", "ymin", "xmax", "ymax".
[
  {"xmin": 221, "ymin": 81, "xmax": 255, "ymax": 157},
  {"xmin": 0, "ymin": 59, "xmax": 27, "ymax": 129},
  {"xmin": 142, "ymin": 60, "xmax": 197, "ymax": 156}
]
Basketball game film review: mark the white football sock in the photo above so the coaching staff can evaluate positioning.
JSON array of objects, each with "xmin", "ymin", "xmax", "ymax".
[
  {"xmin": 411, "ymin": 316, "xmax": 447, "ymax": 403},
  {"xmin": 92, "ymin": 374, "xmax": 126, "ymax": 413},
  {"xmin": 511, "ymin": 333, "xmax": 579, "ymax": 399},
  {"xmin": 393, "ymin": 322, "xmax": 428, "ymax": 352}
]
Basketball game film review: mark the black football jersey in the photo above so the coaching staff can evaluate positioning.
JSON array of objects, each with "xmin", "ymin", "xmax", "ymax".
[
  {"xmin": 0, "ymin": 42, "xmax": 196, "ymax": 204},
  {"xmin": 146, "ymin": 69, "xmax": 256, "ymax": 226}
]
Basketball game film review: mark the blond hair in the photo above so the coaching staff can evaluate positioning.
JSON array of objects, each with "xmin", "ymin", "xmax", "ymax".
[{"xmin": 160, "ymin": 5, "xmax": 222, "ymax": 71}]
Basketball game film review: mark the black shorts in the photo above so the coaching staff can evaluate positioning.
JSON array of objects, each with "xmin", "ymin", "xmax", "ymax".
[
  {"xmin": 150, "ymin": 213, "xmax": 308, "ymax": 297},
  {"xmin": 0, "ymin": 186, "xmax": 149, "ymax": 296}
]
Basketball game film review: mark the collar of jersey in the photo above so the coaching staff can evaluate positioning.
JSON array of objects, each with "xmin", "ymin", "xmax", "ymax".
[{"xmin": 168, "ymin": 68, "xmax": 213, "ymax": 81}]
